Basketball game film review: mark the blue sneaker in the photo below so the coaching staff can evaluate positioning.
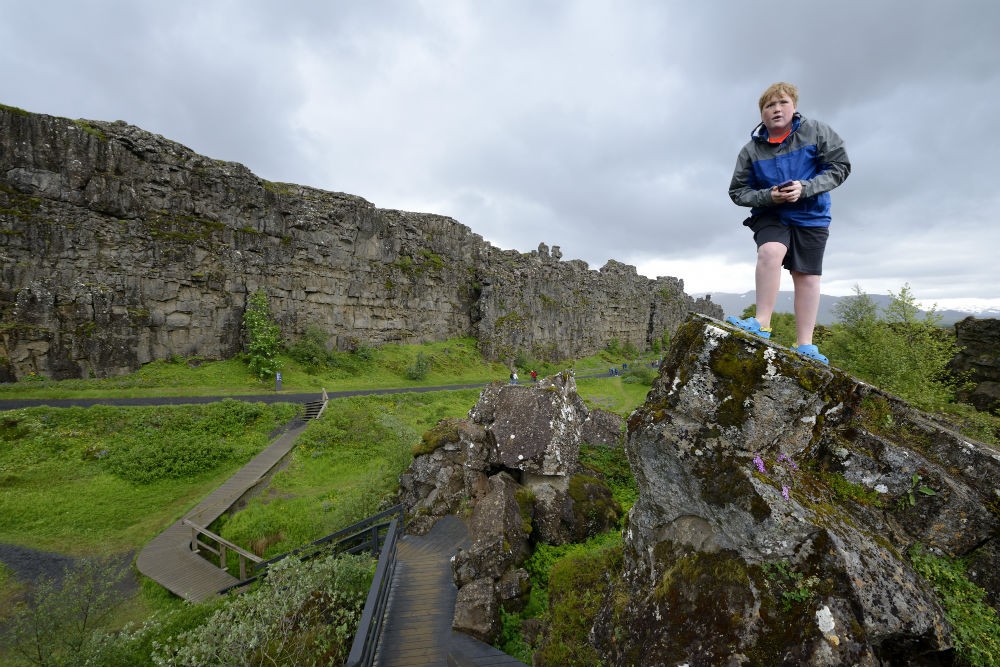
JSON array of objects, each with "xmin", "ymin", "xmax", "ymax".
[
  {"xmin": 791, "ymin": 344, "xmax": 829, "ymax": 364},
  {"xmin": 725, "ymin": 316, "xmax": 772, "ymax": 340}
]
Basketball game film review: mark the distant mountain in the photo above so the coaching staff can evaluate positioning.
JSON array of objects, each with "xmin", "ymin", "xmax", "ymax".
[{"xmin": 696, "ymin": 292, "xmax": 1000, "ymax": 327}]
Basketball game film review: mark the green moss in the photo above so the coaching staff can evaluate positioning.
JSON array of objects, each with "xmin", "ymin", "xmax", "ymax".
[
  {"xmin": 642, "ymin": 546, "xmax": 757, "ymax": 661},
  {"xmin": 74, "ymin": 321, "xmax": 97, "ymax": 338},
  {"xmin": 145, "ymin": 212, "xmax": 226, "ymax": 243},
  {"xmin": 71, "ymin": 119, "xmax": 108, "ymax": 142},
  {"xmin": 820, "ymin": 471, "xmax": 884, "ymax": 507},
  {"xmin": 411, "ymin": 417, "xmax": 462, "ymax": 455},
  {"xmin": 696, "ymin": 451, "xmax": 772, "ymax": 522},
  {"xmin": 261, "ymin": 180, "xmax": 297, "ymax": 196},
  {"xmin": 536, "ymin": 540, "xmax": 622, "ymax": 666},
  {"xmin": 792, "ymin": 362, "xmax": 828, "ymax": 393},
  {"xmin": 514, "ymin": 486, "xmax": 535, "ymax": 536},
  {"xmin": 910, "ymin": 544, "xmax": 1000, "ymax": 666},
  {"xmin": 656, "ymin": 285, "xmax": 682, "ymax": 304},
  {"xmin": 859, "ymin": 396, "xmax": 895, "ymax": 434},
  {"xmin": 0, "ymin": 103, "xmax": 30, "ymax": 116},
  {"xmin": 0, "ymin": 185, "xmax": 44, "ymax": 222},
  {"xmin": 709, "ymin": 337, "xmax": 767, "ymax": 427},
  {"xmin": 567, "ymin": 473, "xmax": 622, "ymax": 539},
  {"xmin": 417, "ymin": 248, "xmax": 445, "ymax": 270}
]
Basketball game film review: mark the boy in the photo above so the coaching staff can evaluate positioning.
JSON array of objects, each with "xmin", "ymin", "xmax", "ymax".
[{"xmin": 726, "ymin": 82, "xmax": 850, "ymax": 364}]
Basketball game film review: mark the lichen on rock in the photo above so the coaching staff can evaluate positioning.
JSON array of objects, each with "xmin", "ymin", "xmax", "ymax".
[{"xmin": 593, "ymin": 313, "xmax": 1000, "ymax": 666}]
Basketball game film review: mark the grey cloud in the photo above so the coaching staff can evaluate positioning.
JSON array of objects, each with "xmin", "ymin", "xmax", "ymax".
[{"xmin": 2, "ymin": 0, "xmax": 998, "ymax": 302}]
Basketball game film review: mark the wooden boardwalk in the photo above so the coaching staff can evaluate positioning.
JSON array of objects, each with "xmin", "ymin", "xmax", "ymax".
[
  {"xmin": 136, "ymin": 418, "xmax": 311, "ymax": 602},
  {"xmin": 374, "ymin": 515, "xmax": 528, "ymax": 667}
]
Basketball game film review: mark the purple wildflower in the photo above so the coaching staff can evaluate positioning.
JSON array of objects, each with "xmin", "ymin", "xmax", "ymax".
[
  {"xmin": 753, "ymin": 454, "xmax": 766, "ymax": 474},
  {"xmin": 782, "ymin": 485, "xmax": 791, "ymax": 500},
  {"xmin": 777, "ymin": 453, "xmax": 799, "ymax": 470}
]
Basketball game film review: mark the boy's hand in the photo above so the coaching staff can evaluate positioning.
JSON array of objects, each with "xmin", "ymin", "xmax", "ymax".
[{"xmin": 771, "ymin": 180, "xmax": 802, "ymax": 203}]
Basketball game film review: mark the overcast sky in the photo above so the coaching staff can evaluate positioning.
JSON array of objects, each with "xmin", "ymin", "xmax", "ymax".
[{"xmin": 3, "ymin": 1, "xmax": 999, "ymax": 309}]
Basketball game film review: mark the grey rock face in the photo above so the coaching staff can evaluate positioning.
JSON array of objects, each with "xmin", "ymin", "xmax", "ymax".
[
  {"xmin": 592, "ymin": 314, "xmax": 1000, "ymax": 667},
  {"xmin": 399, "ymin": 372, "xmax": 623, "ymax": 644},
  {"xmin": 952, "ymin": 316, "xmax": 1000, "ymax": 413},
  {"xmin": 0, "ymin": 106, "xmax": 722, "ymax": 380}
]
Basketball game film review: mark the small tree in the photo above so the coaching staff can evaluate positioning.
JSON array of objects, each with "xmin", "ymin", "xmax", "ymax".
[
  {"xmin": 827, "ymin": 284, "xmax": 961, "ymax": 408},
  {"xmin": 5, "ymin": 557, "xmax": 128, "ymax": 667},
  {"xmin": 243, "ymin": 289, "xmax": 283, "ymax": 380},
  {"xmin": 405, "ymin": 351, "xmax": 432, "ymax": 381}
]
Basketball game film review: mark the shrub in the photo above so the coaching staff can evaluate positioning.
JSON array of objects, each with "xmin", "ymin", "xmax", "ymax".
[
  {"xmin": 404, "ymin": 352, "xmax": 431, "ymax": 381},
  {"xmin": 3, "ymin": 556, "xmax": 129, "ymax": 667},
  {"xmin": 153, "ymin": 552, "xmax": 375, "ymax": 667},
  {"xmin": 621, "ymin": 364, "xmax": 656, "ymax": 386},
  {"xmin": 285, "ymin": 325, "xmax": 334, "ymax": 369},
  {"xmin": 243, "ymin": 289, "xmax": 283, "ymax": 380},
  {"xmin": 825, "ymin": 285, "xmax": 962, "ymax": 408}
]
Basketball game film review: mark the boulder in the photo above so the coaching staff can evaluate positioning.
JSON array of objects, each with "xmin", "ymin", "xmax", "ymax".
[
  {"xmin": 592, "ymin": 314, "xmax": 1000, "ymax": 666},
  {"xmin": 951, "ymin": 317, "xmax": 1000, "ymax": 413},
  {"xmin": 452, "ymin": 578, "xmax": 498, "ymax": 643},
  {"xmin": 469, "ymin": 371, "xmax": 589, "ymax": 476},
  {"xmin": 581, "ymin": 407, "xmax": 625, "ymax": 448},
  {"xmin": 400, "ymin": 371, "xmax": 623, "ymax": 643}
]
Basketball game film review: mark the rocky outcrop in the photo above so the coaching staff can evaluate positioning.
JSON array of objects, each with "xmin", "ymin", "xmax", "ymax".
[
  {"xmin": 0, "ymin": 104, "xmax": 721, "ymax": 380},
  {"xmin": 952, "ymin": 317, "xmax": 1000, "ymax": 413},
  {"xmin": 398, "ymin": 372, "xmax": 623, "ymax": 643},
  {"xmin": 591, "ymin": 314, "xmax": 1000, "ymax": 666}
]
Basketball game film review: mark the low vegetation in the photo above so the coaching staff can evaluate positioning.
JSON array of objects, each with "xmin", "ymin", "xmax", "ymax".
[{"xmin": 910, "ymin": 545, "xmax": 1000, "ymax": 666}]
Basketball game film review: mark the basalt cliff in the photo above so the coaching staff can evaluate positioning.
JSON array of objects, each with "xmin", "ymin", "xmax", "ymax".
[{"xmin": 0, "ymin": 104, "xmax": 719, "ymax": 381}]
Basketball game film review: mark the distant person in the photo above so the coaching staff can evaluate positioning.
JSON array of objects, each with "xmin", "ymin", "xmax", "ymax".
[
  {"xmin": 726, "ymin": 82, "xmax": 850, "ymax": 364},
  {"xmin": 510, "ymin": 371, "xmax": 518, "ymax": 385},
  {"xmin": 530, "ymin": 369, "xmax": 538, "ymax": 382}
]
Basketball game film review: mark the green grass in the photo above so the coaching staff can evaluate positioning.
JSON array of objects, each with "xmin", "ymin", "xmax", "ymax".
[
  {"xmin": 0, "ymin": 336, "xmax": 664, "ymax": 402},
  {"xmin": 0, "ymin": 338, "xmax": 511, "ymax": 400},
  {"xmin": 215, "ymin": 390, "xmax": 483, "ymax": 558},
  {"xmin": 577, "ymin": 376, "xmax": 652, "ymax": 417},
  {"xmin": 0, "ymin": 401, "xmax": 299, "ymax": 554}
]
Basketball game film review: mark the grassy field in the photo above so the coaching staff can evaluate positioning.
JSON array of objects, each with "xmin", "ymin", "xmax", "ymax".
[
  {"xmin": 0, "ymin": 337, "xmax": 655, "ymax": 400},
  {"xmin": 0, "ymin": 338, "xmax": 654, "ymax": 666},
  {"xmin": 0, "ymin": 337, "xmax": 652, "ymax": 577}
]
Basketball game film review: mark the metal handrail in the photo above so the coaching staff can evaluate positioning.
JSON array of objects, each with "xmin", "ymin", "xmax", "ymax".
[{"xmin": 345, "ymin": 514, "xmax": 402, "ymax": 667}]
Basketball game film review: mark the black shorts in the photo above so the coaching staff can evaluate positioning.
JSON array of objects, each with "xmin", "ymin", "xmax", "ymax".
[{"xmin": 743, "ymin": 214, "xmax": 829, "ymax": 275}]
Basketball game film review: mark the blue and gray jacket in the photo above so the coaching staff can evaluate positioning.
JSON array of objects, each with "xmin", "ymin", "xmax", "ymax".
[{"xmin": 728, "ymin": 113, "xmax": 850, "ymax": 227}]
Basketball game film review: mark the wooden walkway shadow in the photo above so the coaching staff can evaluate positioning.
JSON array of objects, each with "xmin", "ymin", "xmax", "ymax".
[
  {"xmin": 374, "ymin": 515, "xmax": 527, "ymax": 667},
  {"xmin": 136, "ymin": 418, "xmax": 310, "ymax": 602}
]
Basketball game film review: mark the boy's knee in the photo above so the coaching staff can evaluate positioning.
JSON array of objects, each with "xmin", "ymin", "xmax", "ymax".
[{"xmin": 757, "ymin": 242, "xmax": 786, "ymax": 264}]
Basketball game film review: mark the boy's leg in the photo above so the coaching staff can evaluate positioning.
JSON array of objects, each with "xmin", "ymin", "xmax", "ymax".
[
  {"xmin": 754, "ymin": 242, "xmax": 786, "ymax": 328},
  {"xmin": 791, "ymin": 271, "xmax": 821, "ymax": 345}
]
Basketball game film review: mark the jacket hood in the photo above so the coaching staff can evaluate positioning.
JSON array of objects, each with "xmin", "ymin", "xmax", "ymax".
[{"xmin": 751, "ymin": 112, "xmax": 803, "ymax": 143}]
